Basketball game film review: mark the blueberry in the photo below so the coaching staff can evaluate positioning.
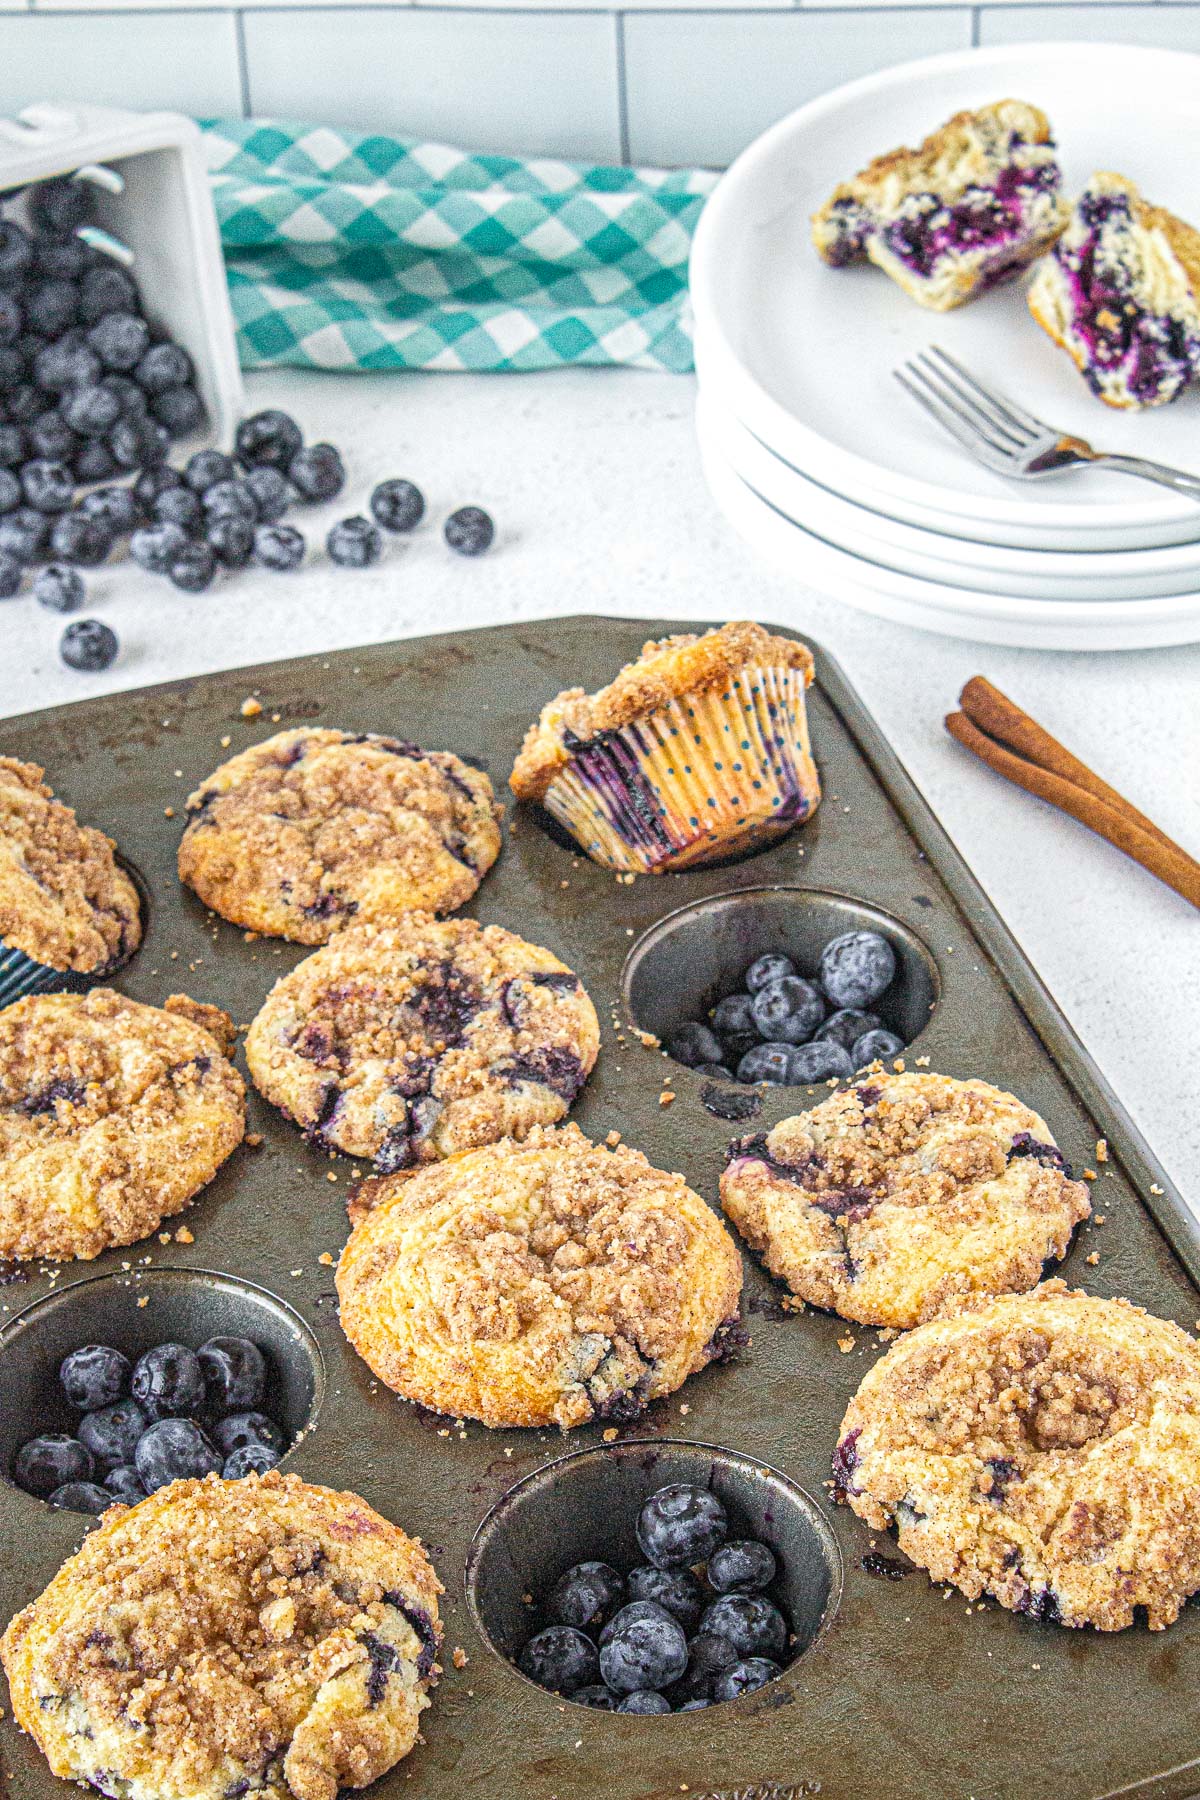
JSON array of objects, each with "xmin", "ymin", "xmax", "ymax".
[
  {"xmin": 787, "ymin": 1040, "xmax": 853, "ymax": 1083},
  {"xmin": 6, "ymin": 383, "xmax": 42, "ymax": 423},
  {"xmin": 444, "ymin": 505, "xmax": 494, "ymax": 557},
  {"xmin": 0, "ymin": 220, "xmax": 33, "ymax": 287},
  {"xmin": 0, "ymin": 551, "xmax": 20, "ymax": 597},
  {"xmin": 13, "ymin": 1434, "xmax": 93, "ymax": 1497},
  {"xmin": 101, "ymin": 374, "xmax": 149, "ymax": 420},
  {"xmin": 131, "ymin": 1343, "xmax": 206, "ymax": 1419},
  {"xmin": 202, "ymin": 478, "xmax": 256, "ymax": 523},
  {"xmin": 0, "ymin": 291, "xmax": 21, "ymax": 344},
  {"xmin": 0, "ymin": 469, "xmax": 20, "ymax": 516},
  {"xmin": 677, "ymin": 1695, "xmax": 711, "ymax": 1710},
  {"xmin": 48, "ymin": 1480, "xmax": 111, "ymax": 1515},
  {"xmin": 62, "ymin": 383, "xmax": 122, "ymax": 439},
  {"xmin": 518, "ymin": 1624, "xmax": 599, "ymax": 1694},
  {"xmin": 152, "ymin": 485, "xmax": 203, "ymax": 533},
  {"xmin": 745, "ymin": 953, "xmax": 795, "ymax": 993},
  {"xmin": 74, "ymin": 441, "xmax": 118, "ymax": 486},
  {"xmin": 0, "ymin": 344, "xmax": 22, "ymax": 389},
  {"xmin": 197, "ymin": 1336, "xmax": 266, "ymax": 1413},
  {"xmin": 736, "ymin": 1042, "xmax": 794, "ymax": 1086},
  {"xmin": 574, "ymin": 1684, "xmax": 617, "ymax": 1710},
  {"xmin": 618, "ymin": 1690, "xmax": 671, "ymax": 1713},
  {"xmin": 33, "ymin": 340, "xmax": 100, "ymax": 398},
  {"xmin": 135, "ymin": 342, "xmax": 193, "ymax": 394},
  {"xmin": 49, "ymin": 512, "xmax": 111, "ymax": 567},
  {"xmin": 815, "ymin": 1009, "xmax": 881, "ymax": 1055},
  {"xmin": 184, "ymin": 448, "xmax": 235, "ymax": 494},
  {"xmin": 223, "ymin": 1443, "xmax": 281, "ymax": 1479},
  {"xmin": 710, "ymin": 992, "xmax": 760, "ymax": 1057},
  {"xmin": 666, "ymin": 1021, "xmax": 726, "ymax": 1069},
  {"xmin": 133, "ymin": 465, "xmax": 184, "ymax": 512},
  {"xmin": 707, "ymin": 1541, "xmax": 776, "ymax": 1594},
  {"xmin": 168, "ymin": 542, "xmax": 217, "ymax": 593},
  {"xmin": 546, "ymin": 1560, "xmax": 625, "ymax": 1631},
  {"xmin": 34, "ymin": 564, "xmax": 85, "ymax": 612},
  {"xmin": 60, "ymin": 618, "xmax": 118, "ymax": 672},
  {"xmin": 328, "ymin": 515, "xmax": 382, "ymax": 568},
  {"xmin": 27, "ymin": 411, "xmax": 78, "ymax": 464},
  {"xmin": 699, "ymin": 1594, "xmax": 787, "ymax": 1661},
  {"xmin": 711, "ymin": 1656, "xmax": 781, "ymax": 1701},
  {"xmin": 670, "ymin": 1630, "xmax": 738, "ymax": 1702},
  {"xmin": 152, "ymin": 386, "xmax": 206, "ymax": 437},
  {"xmin": 0, "ymin": 506, "xmax": 49, "ymax": 562},
  {"xmin": 851, "ymin": 1028, "xmax": 905, "ymax": 1069},
  {"xmin": 625, "ymin": 1566, "xmax": 705, "ymax": 1632},
  {"xmin": 235, "ymin": 408, "xmax": 303, "ymax": 470},
  {"xmin": 254, "ymin": 523, "xmax": 305, "ymax": 571},
  {"xmin": 637, "ymin": 1484, "xmax": 727, "ymax": 1570},
  {"xmin": 243, "ymin": 464, "xmax": 292, "ymax": 522},
  {"xmin": 213, "ymin": 1410, "xmax": 285, "ymax": 1457},
  {"xmin": 22, "ymin": 459, "xmax": 74, "ymax": 514},
  {"xmin": 0, "ymin": 425, "xmax": 26, "ymax": 468},
  {"xmin": 103, "ymin": 1464, "xmax": 146, "ymax": 1504},
  {"xmin": 79, "ymin": 265, "xmax": 138, "ymax": 325},
  {"xmin": 78, "ymin": 1399, "xmax": 147, "ymax": 1470},
  {"xmin": 207, "ymin": 516, "xmax": 254, "ymax": 569},
  {"xmin": 134, "ymin": 1417, "xmax": 222, "ymax": 1493},
  {"xmin": 598, "ymin": 1602, "xmax": 688, "ymax": 1695},
  {"xmin": 34, "ymin": 234, "xmax": 89, "ymax": 281},
  {"xmin": 110, "ymin": 416, "xmax": 169, "ymax": 470},
  {"xmin": 370, "ymin": 478, "xmax": 424, "ymax": 533},
  {"xmin": 80, "ymin": 485, "xmax": 139, "ymax": 535},
  {"xmin": 26, "ymin": 281, "xmax": 80, "ymax": 340},
  {"xmin": 750, "ymin": 976, "xmax": 824, "ymax": 1046},
  {"xmin": 288, "ymin": 443, "xmax": 345, "ymax": 503},
  {"xmin": 819, "ymin": 930, "xmax": 896, "ymax": 1010},
  {"xmin": 695, "ymin": 1061, "xmax": 734, "ymax": 1080},
  {"xmin": 88, "ymin": 312, "xmax": 151, "ymax": 374},
  {"xmin": 59, "ymin": 1344, "xmax": 130, "ymax": 1411},
  {"xmin": 30, "ymin": 177, "xmax": 91, "ymax": 236},
  {"xmin": 131, "ymin": 522, "xmax": 188, "ymax": 574}
]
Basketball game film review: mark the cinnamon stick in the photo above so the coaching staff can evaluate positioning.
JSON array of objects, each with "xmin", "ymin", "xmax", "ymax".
[{"xmin": 945, "ymin": 699, "xmax": 1200, "ymax": 914}]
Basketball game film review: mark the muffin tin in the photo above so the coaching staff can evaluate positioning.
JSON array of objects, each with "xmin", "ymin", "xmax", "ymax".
[{"xmin": 0, "ymin": 614, "xmax": 1197, "ymax": 1800}]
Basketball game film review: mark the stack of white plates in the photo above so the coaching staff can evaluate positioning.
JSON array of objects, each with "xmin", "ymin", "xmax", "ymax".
[{"xmin": 689, "ymin": 42, "xmax": 1200, "ymax": 650}]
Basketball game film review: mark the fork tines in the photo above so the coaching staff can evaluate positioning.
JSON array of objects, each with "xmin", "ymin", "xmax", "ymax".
[{"xmin": 894, "ymin": 345, "xmax": 1052, "ymax": 465}]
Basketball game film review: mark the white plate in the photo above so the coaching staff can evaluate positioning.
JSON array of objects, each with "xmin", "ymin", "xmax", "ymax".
[
  {"xmin": 699, "ymin": 389, "xmax": 1200, "ymax": 600},
  {"xmin": 699, "ymin": 431, "xmax": 1200, "ymax": 649},
  {"xmin": 690, "ymin": 43, "xmax": 1200, "ymax": 552}
]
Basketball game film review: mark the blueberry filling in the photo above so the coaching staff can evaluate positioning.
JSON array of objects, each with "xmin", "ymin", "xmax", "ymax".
[
  {"xmin": 880, "ymin": 167, "xmax": 1061, "ymax": 281},
  {"xmin": 808, "ymin": 1185, "xmax": 877, "ymax": 1224},
  {"xmin": 384, "ymin": 1593, "xmax": 438, "ymax": 1680},
  {"xmin": 854, "ymin": 1084, "xmax": 881, "ymax": 1108},
  {"xmin": 375, "ymin": 1096, "xmax": 442, "ymax": 1174},
  {"xmin": 861, "ymin": 1552, "xmax": 909, "ymax": 1580},
  {"xmin": 831, "ymin": 1427, "xmax": 862, "ymax": 1498},
  {"xmin": 1017, "ymin": 1584, "xmax": 1062, "ymax": 1625},
  {"xmin": 500, "ymin": 970, "xmax": 580, "ymax": 1029},
  {"xmin": 1007, "ymin": 1131, "xmax": 1069, "ymax": 1174},
  {"xmin": 18, "ymin": 1077, "xmax": 86, "ymax": 1116},
  {"xmin": 301, "ymin": 892, "xmax": 355, "ymax": 922},
  {"xmin": 403, "ymin": 965, "xmax": 481, "ymax": 1046},
  {"xmin": 503, "ymin": 1047, "xmax": 585, "ymax": 1102},
  {"xmin": 589, "ymin": 1370, "xmax": 654, "ymax": 1423},
  {"xmin": 361, "ymin": 1631, "xmax": 399, "ymax": 1707},
  {"xmin": 306, "ymin": 1082, "xmax": 343, "ymax": 1144},
  {"xmin": 985, "ymin": 1456, "xmax": 1019, "ymax": 1502},
  {"xmin": 703, "ymin": 1317, "xmax": 750, "ymax": 1364}
]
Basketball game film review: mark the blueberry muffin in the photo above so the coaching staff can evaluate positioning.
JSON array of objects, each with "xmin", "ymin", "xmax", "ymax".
[
  {"xmin": 0, "ymin": 756, "xmax": 142, "ymax": 1002},
  {"xmin": 509, "ymin": 622, "xmax": 819, "ymax": 874},
  {"xmin": 720, "ymin": 1072, "xmax": 1089, "ymax": 1328},
  {"xmin": 336, "ymin": 1122, "xmax": 745, "ymax": 1428},
  {"xmin": 833, "ymin": 1281, "xmax": 1200, "ymax": 1630},
  {"xmin": 1028, "ymin": 172, "xmax": 1200, "ymax": 408},
  {"xmin": 812, "ymin": 100, "xmax": 1068, "ymax": 311},
  {"xmin": 178, "ymin": 728, "xmax": 502, "ymax": 943},
  {"xmin": 0, "ymin": 988, "xmax": 245, "ymax": 1261},
  {"xmin": 245, "ymin": 914, "xmax": 600, "ymax": 1172},
  {"xmin": 1, "ymin": 1469, "xmax": 442, "ymax": 1800}
]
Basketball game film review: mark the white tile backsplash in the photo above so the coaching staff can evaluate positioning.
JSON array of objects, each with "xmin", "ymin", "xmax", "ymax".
[
  {"xmin": 979, "ymin": 4, "xmax": 1200, "ymax": 42},
  {"xmin": 0, "ymin": 12, "xmax": 243, "ymax": 111}
]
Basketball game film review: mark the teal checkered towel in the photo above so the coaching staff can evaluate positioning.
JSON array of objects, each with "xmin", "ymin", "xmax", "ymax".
[{"xmin": 200, "ymin": 119, "xmax": 716, "ymax": 375}]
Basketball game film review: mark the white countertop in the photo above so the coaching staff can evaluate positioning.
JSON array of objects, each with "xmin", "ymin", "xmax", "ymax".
[{"xmin": 4, "ymin": 364, "xmax": 1199, "ymax": 1206}]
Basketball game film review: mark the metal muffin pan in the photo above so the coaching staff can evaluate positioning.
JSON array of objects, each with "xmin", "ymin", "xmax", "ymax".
[{"xmin": 0, "ymin": 615, "xmax": 1196, "ymax": 1800}]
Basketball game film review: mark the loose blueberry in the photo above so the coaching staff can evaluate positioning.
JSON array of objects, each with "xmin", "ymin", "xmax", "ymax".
[
  {"xmin": 26, "ymin": 282, "xmax": 80, "ymax": 341},
  {"xmin": 48, "ymin": 1480, "xmax": 111, "ymax": 1515},
  {"xmin": 820, "ymin": 930, "xmax": 896, "ymax": 1010},
  {"xmin": 103, "ymin": 1464, "xmax": 146, "ymax": 1504},
  {"xmin": 327, "ymin": 515, "xmax": 382, "ymax": 568},
  {"xmin": 49, "ymin": 512, "xmax": 111, "ymax": 567},
  {"xmin": 28, "ymin": 411, "xmax": 79, "ymax": 465},
  {"xmin": 135, "ymin": 343, "xmax": 194, "ymax": 395},
  {"xmin": 518, "ymin": 1625, "xmax": 599, "ymax": 1695},
  {"xmin": 235, "ymin": 408, "xmax": 303, "ymax": 470},
  {"xmin": 80, "ymin": 486, "xmax": 139, "ymax": 536},
  {"xmin": 13, "ymin": 1434, "xmax": 93, "ymax": 1497},
  {"xmin": 212, "ymin": 1410, "xmax": 285, "ymax": 1457},
  {"xmin": 34, "ymin": 564, "xmax": 85, "ymax": 613},
  {"xmin": 22, "ymin": 458, "xmax": 74, "ymax": 514},
  {"xmin": 133, "ymin": 465, "xmax": 183, "ymax": 511},
  {"xmin": 78, "ymin": 1399, "xmax": 147, "ymax": 1471},
  {"xmin": 152, "ymin": 386, "xmax": 206, "ymax": 437},
  {"xmin": 134, "ymin": 1418, "xmax": 222, "ymax": 1492},
  {"xmin": 444, "ymin": 505, "xmax": 494, "ymax": 556},
  {"xmin": 546, "ymin": 1560, "xmax": 625, "ymax": 1630},
  {"xmin": 699, "ymin": 1594, "xmax": 787, "ymax": 1661},
  {"xmin": 851, "ymin": 1028, "xmax": 905, "ymax": 1069},
  {"xmin": 8, "ymin": 382, "xmax": 43, "ymax": 424},
  {"xmin": 737, "ymin": 1042, "xmax": 795, "ymax": 1086},
  {"xmin": 370, "ymin": 478, "xmax": 425, "ymax": 533},
  {"xmin": 637, "ymin": 1484, "xmax": 727, "ymax": 1570},
  {"xmin": 711, "ymin": 1656, "xmax": 781, "ymax": 1701},
  {"xmin": 787, "ymin": 1040, "xmax": 853, "ymax": 1083},
  {"xmin": 223, "ymin": 1442, "xmax": 281, "ymax": 1480},
  {"xmin": 202, "ymin": 478, "xmax": 256, "ymax": 524},
  {"xmin": 207, "ymin": 516, "xmax": 255, "ymax": 569},
  {"xmin": 60, "ymin": 619, "xmax": 117, "ymax": 672},
  {"xmin": 618, "ymin": 1690, "xmax": 672, "ymax": 1713},
  {"xmin": 0, "ymin": 551, "xmax": 20, "ymax": 597},
  {"xmin": 710, "ymin": 992, "xmax": 760, "ymax": 1057},
  {"xmin": 288, "ymin": 443, "xmax": 345, "ymax": 503},
  {"xmin": 87, "ymin": 312, "xmax": 151, "ymax": 374},
  {"xmin": 74, "ymin": 441, "xmax": 118, "ymax": 486},
  {"xmin": 815, "ymin": 1009, "xmax": 882, "ymax": 1055},
  {"xmin": 666, "ymin": 1020, "xmax": 726, "ymax": 1069},
  {"xmin": 100, "ymin": 374, "xmax": 148, "ymax": 421},
  {"xmin": 625, "ymin": 1566, "xmax": 705, "ymax": 1633},
  {"xmin": 677, "ymin": 1695, "xmax": 711, "ymax": 1710},
  {"xmin": 670, "ymin": 1630, "xmax": 738, "ymax": 1702},
  {"xmin": 598, "ymin": 1602, "xmax": 688, "ymax": 1695},
  {"xmin": 254, "ymin": 523, "xmax": 305, "ymax": 571},
  {"xmin": 197, "ymin": 1336, "xmax": 267, "ymax": 1413},
  {"xmin": 0, "ymin": 221, "xmax": 33, "ymax": 286},
  {"xmin": 0, "ymin": 291, "xmax": 21, "ymax": 345},
  {"xmin": 745, "ymin": 953, "xmax": 795, "ymax": 993},
  {"xmin": 110, "ymin": 416, "xmax": 169, "ymax": 470},
  {"xmin": 30, "ymin": 178, "xmax": 91, "ymax": 236},
  {"xmin": 168, "ymin": 542, "xmax": 217, "ymax": 593},
  {"xmin": 0, "ymin": 507, "xmax": 49, "ymax": 562},
  {"xmin": 59, "ymin": 1344, "xmax": 130, "ymax": 1411},
  {"xmin": 185, "ymin": 448, "xmax": 236, "ymax": 494},
  {"xmin": 707, "ymin": 1541, "xmax": 777, "ymax": 1594},
  {"xmin": 750, "ymin": 976, "xmax": 824, "ymax": 1046},
  {"xmin": 243, "ymin": 464, "xmax": 292, "ymax": 522},
  {"xmin": 0, "ymin": 426, "xmax": 26, "ymax": 468},
  {"xmin": 62, "ymin": 384, "xmax": 122, "ymax": 438},
  {"xmin": 152, "ymin": 486, "xmax": 203, "ymax": 533},
  {"xmin": 574, "ymin": 1684, "xmax": 618, "ymax": 1710},
  {"xmin": 130, "ymin": 1343, "xmax": 206, "ymax": 1420},
  {"xmin": 78, "ymin": 264, "xmax": 138, "ymax": 325},
  {"xmin": 131, "ymin": 521, "xmax": 188, "ymax": 574}
]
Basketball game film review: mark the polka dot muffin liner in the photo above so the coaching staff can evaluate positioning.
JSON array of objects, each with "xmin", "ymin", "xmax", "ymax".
[{"xmin": 540, "ymin": 663, "xmax": 821, "ymax": 873}]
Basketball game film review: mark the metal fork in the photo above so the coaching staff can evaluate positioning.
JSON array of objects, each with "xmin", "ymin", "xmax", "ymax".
[{"xmin": 895, "ymin": 345, "xmax": 1200, "ymax": 503}]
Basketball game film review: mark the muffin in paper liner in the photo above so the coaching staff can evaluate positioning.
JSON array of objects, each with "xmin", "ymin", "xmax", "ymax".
[
  {"xmin": 510, "ymin": 623, "xmax": 820, "ymax": 873},
  {"xmin": 0, "ymin": 757, "xmax": 143, "ymax": 1009}
]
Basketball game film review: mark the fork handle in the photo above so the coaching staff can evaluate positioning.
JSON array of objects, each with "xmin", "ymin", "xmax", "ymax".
[{"xmin": 1092, "ymin": 454, "xmax": 1200, "ymax": 504}]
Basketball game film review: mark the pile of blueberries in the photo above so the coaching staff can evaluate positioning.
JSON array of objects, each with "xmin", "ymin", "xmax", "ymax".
[
  {"xmin": 0, "ymin": 175, "xmax": 495, "ymax": 674},
  {"xmin": 517, "ymin": 1482, "xmax": 794, "ymax": 1712},
  {"xmin": 667, "ymin": 928, "xmax": 907, "ymax": 1088},
  {"xmin": 11, "ymin": 1334, "xmax": 289, "ymax": 1515}
]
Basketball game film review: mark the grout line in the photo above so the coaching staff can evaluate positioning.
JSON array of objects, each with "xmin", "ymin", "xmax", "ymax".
[
  {"xmin": 970, "ymin": 3, "xmax": 979, "ymax": 39},
  {"xmin": 614, "ymin": 11, "xmax": 631, "ymax": 166},
  {"xmin": 235, "ymin": 7, "xmax": 252, "ymax": 115}
]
